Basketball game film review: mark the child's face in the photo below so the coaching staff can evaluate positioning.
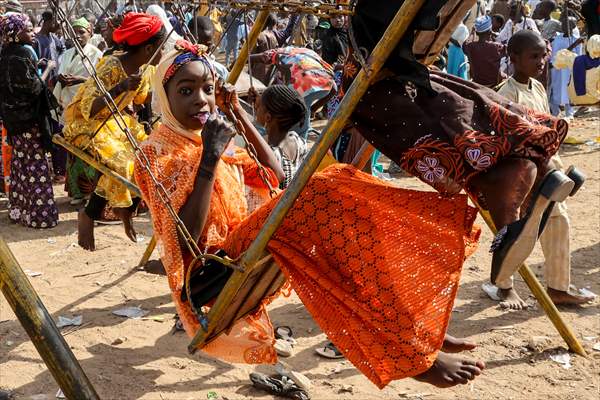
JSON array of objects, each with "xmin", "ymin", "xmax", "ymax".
[
  {"xmin": 166, "ymin": 61, "xmax": 216, "ymax": 131},
  {"xmin": 74, "ymin": 26, "xmax": 91, "ymax": 47},
  {"xmin": 511, "ymin": 43, "xmax": 547, "ymax": 79},
  {"xmin": 254, "ymin": 94, "xmax": 271, "ymax": 128}
]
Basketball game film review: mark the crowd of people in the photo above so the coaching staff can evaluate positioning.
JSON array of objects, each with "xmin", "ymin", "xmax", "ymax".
[{"xmin": 0, "ymin": 0, "xmax": 598, "ymax": 397}]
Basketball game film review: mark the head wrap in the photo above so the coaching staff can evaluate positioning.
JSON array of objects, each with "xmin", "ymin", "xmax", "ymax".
[
  {"xmin": 451, "ymin": 23, "xmax": 469, "ymax": 46},
  {"xmin": 475, "ymin": 15, "xmax": 492, "ymax": 33},
  {"xmin": 112, "ymin": 12, "xmax": 162, "ymax": 46},
  {"xmin": 72, "ymin": 17, "xmax": 90, "ymax": 30},
  {"xmin": 153, "ymin": 40, "xmax": 215, "ymax": 143},
  {"xmin": 145, "ymin": 4, "xmax": 182, "ymax": 52},
  {"xmin": 587, "ymin": 35, "xmax": 600, "ymax": 59},
  {"xmin": 0, "ymin": 12, "xmax": 29, "ymax": 43}
]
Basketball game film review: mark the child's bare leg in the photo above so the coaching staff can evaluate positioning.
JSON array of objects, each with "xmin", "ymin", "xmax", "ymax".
[
  {"xmin": 78, "ymin": 209, "xmax": 96, "ymax": 251},
  {"xmin": 113, "ymin": 207, "xmax": 137, "ymax": 243},
  {"xmin": 468, "ymin": 158, "xmax": 537, "ymax": 229},
  {"xmin": 414, "ymin": 352, "xmax": 485, "ymax": 388}
]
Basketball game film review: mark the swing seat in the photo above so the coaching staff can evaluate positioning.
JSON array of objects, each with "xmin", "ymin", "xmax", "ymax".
[
  {"xmin": 187, "ymin": 253, "xmax": 286, "ymax": 350},
  {"xmin": 52, "ymin": 135, "xmax": 141, "ymax": 197}
]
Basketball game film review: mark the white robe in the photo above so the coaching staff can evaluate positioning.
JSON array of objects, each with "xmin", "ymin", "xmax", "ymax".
[{"xmin": 53, "ymin": 43, "xmax": 103, "ymax": 121}]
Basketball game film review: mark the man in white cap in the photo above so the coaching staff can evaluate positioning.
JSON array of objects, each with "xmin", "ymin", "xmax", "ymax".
[{"xmin": 464, "ymin": 15, "xmax": 507, "ymax": 87}]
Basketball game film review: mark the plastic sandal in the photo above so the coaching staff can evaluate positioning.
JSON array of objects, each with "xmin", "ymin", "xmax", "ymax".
[
  {"xmin": 538, "ymin": 165, "xmax": 586, "ymax": 237},
  {"xmin": 275, "ymin": 325, "xmax": 297, "ymax": 345},
  {"xmin": 249, "ymin": 372, "xmax": 310, "ymax": 400},
  {"xmin": 315, "ymin": 341, "xmax": 344, "ymax": 359},
  {"xmin": 275, "ymin": 339, "xmax": 293, "ymax": 357},
  {"xmin": 491, "ymin": 170, "xmax": 574, "ymax": 284}
]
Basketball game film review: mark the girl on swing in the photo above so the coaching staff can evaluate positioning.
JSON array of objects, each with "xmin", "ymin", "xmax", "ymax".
[
  {"xmin": 135, "ymin": 39, "xmax": 485, "ymax": 391},
  {"xmin": 63, "ymin": 12, "xmax": 165, "ymax": 250}
]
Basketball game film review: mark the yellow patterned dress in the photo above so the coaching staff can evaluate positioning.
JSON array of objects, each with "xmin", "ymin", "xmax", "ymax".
[{"xmin": 63, "ymin": 55, "xmax": 154, "ymax": 208}]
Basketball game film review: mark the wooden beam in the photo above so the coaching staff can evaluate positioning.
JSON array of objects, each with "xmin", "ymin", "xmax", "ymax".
[{"xmin": 0, "ymin": 237, "xmax": 100, "ymax": 399}]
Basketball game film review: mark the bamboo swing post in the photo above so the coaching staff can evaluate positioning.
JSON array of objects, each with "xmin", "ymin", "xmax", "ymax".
[
  {"xmin": 188, "ymin": 0, "xmax": 428, "ymax": 352},
  {"xmin": 226, "ymin": 10, "xmax": 270, "ymax": 85},
  {"xmin": 473, "ymin": 206, "xmax": 587, "ymax": 356},
  {"xmin": 0, "ymin": 238, "xmax": 100, "ymax": 399},
  {"xmin": 138, "ymin": 235, "xmax": 157, "ymax": 267}
]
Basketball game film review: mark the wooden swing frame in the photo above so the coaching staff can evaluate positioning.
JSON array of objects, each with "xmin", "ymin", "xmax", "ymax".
[{"xmin": 0, "ymin": 1, "xmax": 586, "ymax": 398}]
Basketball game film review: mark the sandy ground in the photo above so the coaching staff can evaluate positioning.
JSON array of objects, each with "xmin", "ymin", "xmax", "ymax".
[{"xmin": 0, "ymin": 114, "xmax": 599, "ymax": 400}]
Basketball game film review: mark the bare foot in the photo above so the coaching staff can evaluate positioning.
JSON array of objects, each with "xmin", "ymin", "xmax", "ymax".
[
  {"xmin": 442, "ymin": 334, "xmax": 477, "ymax": 353},
  {"xmin": 547, "ymin": 287, "xmax": 595, "ymax": 305},
  {"xmin": 497, "ymin": 287, "xmax": 528, "ymax": 310},
  {"xmin": 414, "ymin": 352, "xmax": 485, "ymax": 388},
  {"xmin": 113, "ymin": 207, "xmax": 137, "ymax": 242},
  {"xmin": 78, "ymin": 209, "xmax": 95, "ymax": 251}
]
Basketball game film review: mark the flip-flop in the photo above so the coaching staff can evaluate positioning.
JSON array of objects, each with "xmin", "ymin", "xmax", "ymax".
[
  {"xmin": 315, "ymin": 341, "xmax": 344, "ymax": 359},
  {"xmin": 275, "ymin": 339, "xmax": 293, "ymax": 357},
  {"xmin": 249, "ymin": 373, "xmax": 310, "ymax": 400},
  {"xmin": 538, "ymin": 165, "xmax": 586, "ymax": 237},
  {"xmin": 275, "ymin": 326, "xmax": 297, "ymax": 345},
  {"xmin": 491, "ymin": 170, "xmax": 574, "ymax": 284}
]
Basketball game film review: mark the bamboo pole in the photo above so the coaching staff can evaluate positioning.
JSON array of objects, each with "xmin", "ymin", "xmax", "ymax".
[
  {"xmin": 473, "ymin": 205, "xmax": 586, "ymax": 356},
  {"xmin": 0, "ymin": 237, "xmax": 100, "ymax": 399},
  {"xmin": 53, "ymin": 136, "xmax": 141, "ymax": 197},
  {"xmin": 226, "ymin": 10, "xmax": 270, "ymax": 85},
  {"xmin": 188, "ymin": 0, "xmax": 427, "ymax": 351},
  {"xmin": 138, "ymin": 235, "xmax": 157, "ymax": 267}
]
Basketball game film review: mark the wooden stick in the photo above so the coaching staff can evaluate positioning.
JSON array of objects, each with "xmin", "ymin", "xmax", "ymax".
[
  {"xmin": 53, "ymin": 135, "xmax": 141, "ymax": 197},
  {"xmin": 0, "ymin": 237, "xmax": 100, "ymax": 399},
  {"xmin": 473, "ymin": 204, "xmax": 586, "ymax": 356},
  {"xmin": 351, "ymin": 141, "xmax": 375, "ymax": 169},
  {"xmin": 138, "ymin": 235, "xmax": 157, "ymax": 268},
  {"xmin": 226, "ymin": 10, "xmax": 270, "ymax": 85}
]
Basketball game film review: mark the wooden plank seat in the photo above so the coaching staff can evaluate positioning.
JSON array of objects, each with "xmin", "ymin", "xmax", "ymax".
[
  {"xmin": 187, "ymin": 253, "xmax": 286, "ymax": 350},
  {"xmin": 52, "ymin": 135, "xmax": 141, "ymax": 197}
]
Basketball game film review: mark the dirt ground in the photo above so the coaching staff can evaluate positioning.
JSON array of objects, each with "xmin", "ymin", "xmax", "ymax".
[{"xmin": 0, "ymin": 113, "xmax": 599, "ymax": 400}]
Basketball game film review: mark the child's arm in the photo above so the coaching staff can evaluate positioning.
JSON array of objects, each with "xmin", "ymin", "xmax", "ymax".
[
  {"xmin": 177, "ymin": 116, "xmax": 235, "ymax": 249},
  {"xmin": 217, "ymin": 82, "xmax": 285, "ymax": 183}
]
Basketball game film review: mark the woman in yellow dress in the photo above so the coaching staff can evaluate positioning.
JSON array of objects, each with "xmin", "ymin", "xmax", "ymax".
[{"xmin": 63, "ymin": 12, "xmax": 165, "ymax": 251}]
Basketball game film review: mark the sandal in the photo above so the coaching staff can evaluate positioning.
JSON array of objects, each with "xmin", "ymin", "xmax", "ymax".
[
  {"xmin": 315, "ymin": 341, "xmax": 344, "ymax": 359},
  {"xmin": 275, "ymin": 326, "xmax": 297, "ymax": 345},
  {"xmin": 249, "ymin": 372, "xmax": 310, "ymax": 400},
  {"xmin": 275, "ymin": 339, "xmax": 293, "ymax": 357},
  {"xmin": 491, "ymin": 170, "xmax": 574, "ymax": 284},
  {"xmin": 538, "ymin": 165, "xmax": 586, "ymax": 237}
]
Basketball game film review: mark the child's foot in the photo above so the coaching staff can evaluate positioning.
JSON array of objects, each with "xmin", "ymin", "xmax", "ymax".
[
  {"xmin": 442, "ymin": 334, "xmax": 477, "ymax": 353},
  {"xmin": 414, "ymin": 352, "xmax": 485, "ymax": 388},
  {"xmin": 78, "ymin": 209, "xmax": 96, "ymax": 251},
  {"xmin": 113, "ymin": 207, "xmax": 137, "ymax": 242},
  {"xmin": 498, "ymin": 288, "xmax": 528, "ymax": 310},
  {"xmin": 547, "ymin": 287, "xmax": 595, "ymax": 305}
]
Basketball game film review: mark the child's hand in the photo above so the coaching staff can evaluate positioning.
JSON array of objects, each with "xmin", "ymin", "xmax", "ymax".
[
  {"xmin": 121, "ymin": 73, "xmax": 143, "ymax": 91},
  {"xmin": 247, "ymin": 86, "xmax": 259, "ymax": 106},
  {"xmin": 215, "ymin": 79, "xmax": 241, "ymax": 113},
  {"xmin": 200, "ymin": 114, "xmax": 235, "ymax": 168}
]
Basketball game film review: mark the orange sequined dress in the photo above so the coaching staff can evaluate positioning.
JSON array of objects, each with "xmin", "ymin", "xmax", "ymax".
[{"xmin": 135, "ymin": 125, "xmax": 480, "ymax": 388}]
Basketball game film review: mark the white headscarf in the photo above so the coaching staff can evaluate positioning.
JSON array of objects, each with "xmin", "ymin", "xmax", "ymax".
[
  {"xmin": 146, "ymin": 4, "xmax": 182, "ymax": 53},
  {"xmin": 153, "ymin": 43, "xmax": 215, "ymax": 144}
]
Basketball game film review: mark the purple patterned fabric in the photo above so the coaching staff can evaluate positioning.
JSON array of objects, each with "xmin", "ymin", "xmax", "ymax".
[
  {"xmin": 8, "ymin": 127, "xmax": 58, "ymax": 229},
  {"xmin": 0, "ymin": 13, "xmax": 29, "ymax": 43}
]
